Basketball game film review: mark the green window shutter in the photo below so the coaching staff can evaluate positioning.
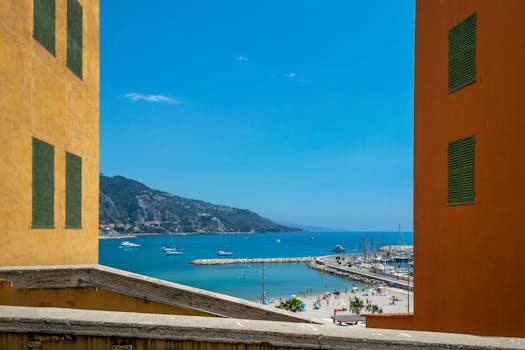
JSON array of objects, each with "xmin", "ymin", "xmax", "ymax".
[
  {"xmin": 448, "ymin": 13, "xmax": 477, "ymax": 93},
  {"xmin": 66, "ymin": 152, "xmax": 82, "ymax": 228},
  {"xmin": 67, "ymin": 0, "xmax": 83, "ymax": 79},
  {"xmin": 447, "ymin": 141, "xmax": 461, "ymax": 204},
  {"xmin": 448, "ymin": 136, "xmax": 475, "ymax": 205},
  {"xmin": 32, "ymin": 138, "xmax": 54, "ymax": 227},
  {"xmin": 33, "ymin": 0, "xmax": 55, "ymax": 55}
]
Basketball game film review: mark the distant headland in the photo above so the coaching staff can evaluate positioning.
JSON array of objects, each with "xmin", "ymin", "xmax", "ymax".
[{"xmin": 99, "ymin": 174, "xmax": 302, "ymax": 237}]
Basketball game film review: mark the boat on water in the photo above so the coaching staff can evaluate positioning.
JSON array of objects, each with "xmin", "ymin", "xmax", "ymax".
[
  {"xmin": 331, "ymin": 244, "xmax": 345, "ymax": 253},
  {"xmin": 119, "ymin": 241, "xmax": 141, "ymax": 248},
  {"xmin": 217, "ymin": 250, "xmax": 233, "ymax": 256},
  {"xmin": 165, "ymin": 249, "xmax": 183, "ymax": 255},
  {"xmin": 275, "ymin": 238, "xmax": 281, "ymax": 244}
]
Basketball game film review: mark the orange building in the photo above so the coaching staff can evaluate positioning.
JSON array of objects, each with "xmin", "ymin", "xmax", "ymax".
[{"xmin": 367, "ymin": 0, "xmax": 525, "ymax": 338}]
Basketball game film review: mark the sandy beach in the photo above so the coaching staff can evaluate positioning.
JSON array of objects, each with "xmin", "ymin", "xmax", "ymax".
[{"xmin": 265, "ymin": 286, "xmax": 413, "ymax": 325}]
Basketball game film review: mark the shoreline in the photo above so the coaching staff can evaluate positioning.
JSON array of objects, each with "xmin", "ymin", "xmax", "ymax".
[
  {"xmin": 98, "ymin": 231, "xmax": 306, "ymax": 240},
  {"xmin": 262, "ymin": 286, "xmax": 413, "ymax": 325}
]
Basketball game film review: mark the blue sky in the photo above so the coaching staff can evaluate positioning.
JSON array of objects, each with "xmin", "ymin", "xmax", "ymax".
[{"xmin": 100, "ymin": 1, "xmax": 415, "ymax": 231}]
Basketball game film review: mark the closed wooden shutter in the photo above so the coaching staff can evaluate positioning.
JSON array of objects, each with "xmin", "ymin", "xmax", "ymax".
[
  {"xmin": 448, "ymin": 136, "xmax": 475, "ymax": 205},
  {"xmin": 33, "ymin": 0, "xmax": 55, "ymax": 55},
  {"xmin": 67, "ymin": 0, "xmax": 83, "ymax": 79},
  {"xmin": 66, "ymin": 152, "xmax": 82, "ymax": 228},
  {"xmin": 448, "ymin": 13, "xmax": 476, "ymax": 93},
  {"xmin": 32, "ymin": 138, "xmax": 54, "ymax": 227}
]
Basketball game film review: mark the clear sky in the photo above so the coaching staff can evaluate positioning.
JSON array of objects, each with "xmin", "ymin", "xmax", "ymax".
[{"xmin": 100, "ymin": 1, "xmax": 415, "ymax": 231}]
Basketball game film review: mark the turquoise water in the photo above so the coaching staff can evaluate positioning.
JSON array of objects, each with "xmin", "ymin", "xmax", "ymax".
[{"xmin": 99, "ymin": 231, "xmax": 413, "ymax": 301}]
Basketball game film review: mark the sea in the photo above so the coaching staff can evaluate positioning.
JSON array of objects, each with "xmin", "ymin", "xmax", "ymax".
[{"xmin": 99, "ymin": 231, "xmax": 413, "ymax": 302}]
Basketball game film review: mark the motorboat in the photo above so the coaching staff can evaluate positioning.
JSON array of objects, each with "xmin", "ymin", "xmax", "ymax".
[
  {"xmin": 217, "ymin": 250, "xmax": 233, "ymax": 256},
  {"xmin": 119, "ymin": 241, "xmax": 141, "ymax": 248},
  {"xmin": 165, "ymin": 249, "xmax": 183, "ymax": 255},
  {"xmin": 331, "ymin": 244, "xmax": 346, "ymax": 253}
]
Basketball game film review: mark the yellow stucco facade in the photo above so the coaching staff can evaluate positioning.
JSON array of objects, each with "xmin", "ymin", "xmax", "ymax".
[{"xmin": 0, "ymin": 0, "xmax": 99, "ymax": 265}]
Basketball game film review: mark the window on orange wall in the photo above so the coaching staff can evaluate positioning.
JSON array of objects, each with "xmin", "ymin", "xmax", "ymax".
[
  {"xmin": 448, "ymin": 13, "xmax": 476, "ymax": 93},
  {"xmin": 32, "ymin": 138, "xmax": 55, "ymax": 228},
  {"xmin": 448, "ymin": 136, "xmax": 475, "ymax": 205},
  {"xmin": 33, "ymin": 0, "xmax": 56, "ymax": 55}
]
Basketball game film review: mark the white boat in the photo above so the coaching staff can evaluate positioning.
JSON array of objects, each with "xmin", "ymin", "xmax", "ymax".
[
  {"xmin": 165, "ymin": 249, "xmax": 183, "ymax": 255},
  {"xmin": 331, "ymin": 244, "xmax": 345, "ymax": 253},
  {"xmin": 275, "ymin": 238, "xmax": 281, "ymax": 244},
  {"xmin": 217, "ymin": 250, "xmax": 233, "ymax": 256},
  {"xmin": 119, "ymin": 241, "xmax": 141, "ymax": 248},
  {"xmin": 160, "ymin": 246, "xmax": 175, "ymax": 252}
]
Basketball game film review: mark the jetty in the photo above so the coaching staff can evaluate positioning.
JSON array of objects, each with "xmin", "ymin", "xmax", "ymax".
[{"xmin": 190, "ymin": 257, "xmax": 314, "ymax": 265}]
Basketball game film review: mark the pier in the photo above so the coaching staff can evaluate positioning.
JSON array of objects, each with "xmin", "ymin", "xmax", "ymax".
[{"xmin": 190, "ymin": 257, "xmax": 314, "ymax": 265}]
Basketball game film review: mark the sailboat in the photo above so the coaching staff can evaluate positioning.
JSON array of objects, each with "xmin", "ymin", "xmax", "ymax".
[{"xmin": 161, "ymin": 239, "xmax": 183, "ymax": 255}]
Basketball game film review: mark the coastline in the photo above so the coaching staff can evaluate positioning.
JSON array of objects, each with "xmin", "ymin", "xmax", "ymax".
[{"xmin": 98, "ymin": 230, "xmax": 307, "ymax": 240}]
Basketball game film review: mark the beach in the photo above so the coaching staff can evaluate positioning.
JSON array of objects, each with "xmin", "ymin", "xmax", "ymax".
[{"xmin": 264, "ymin": 286, "xmax": 413, "ymax": 325}]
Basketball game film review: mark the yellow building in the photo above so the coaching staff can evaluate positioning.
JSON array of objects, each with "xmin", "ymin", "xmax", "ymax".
[
  {"xmin": 0, "ymin": 0, "xmax": 99, "ymax": 266},
  {"xmin": 0, "ymin": 0, "xmax": 313, "ymax": 324}
]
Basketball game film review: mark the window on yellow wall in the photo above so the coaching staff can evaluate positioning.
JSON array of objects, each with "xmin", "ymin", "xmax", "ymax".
[
  {"xmin": 448, "ymin": 13, "xmax": 476, "ymax": 93},
  {"xmin": 448, "ymin": 136, "xmax": 475, "ymax": 205},
  {"xmin": 32, "ymin": 138, "xmax": 55, "ymax": 228},
  {"xmin": 67, "ymin": 0, "xmax": 83, "ymax": 79},
  {"xmin": 66, "ymin": 152, "xmax": 82, "ymax": 228},
  {"xmin": 33, "ymin": 0, "xmax": 56, "ymax": 55}
]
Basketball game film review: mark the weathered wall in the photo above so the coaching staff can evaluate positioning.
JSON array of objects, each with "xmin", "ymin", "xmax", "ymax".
[
  {"xmin": 0, "ymin": 280, "xmax": 212, "ymax": 317},
  {"xmin": 0, "ymin": 0, "xmax": 99, "ymax": 265},
  {"xmin": 1, "ymin": 305, "xmax": 523, "ymax": 350},
  {"xmin": 0, "ymin": 265, "xmax": 318, "ymax": 322},
  {"xmin": 369, "ymin": 0, "xmax": 525, "ymax": 338}
]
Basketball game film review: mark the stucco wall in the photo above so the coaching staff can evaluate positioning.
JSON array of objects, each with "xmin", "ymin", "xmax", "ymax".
[
  {"xmin": 1, "ymin": 306, "xmax": 523, "ymax": 350},
  {"xmin": 0, "ymin": 280, "xmax": 213, "ymax": 317},
  {"xmin": 0, "ymin": 0, "xmax": 99, "ymax": 265},
  {"xmin": 0, "ymin": 264, "xmax": 318, "ymax": 323},
  {"xmin": 369, "ymin": 0, "xmax": 525, "ymax": 337}
]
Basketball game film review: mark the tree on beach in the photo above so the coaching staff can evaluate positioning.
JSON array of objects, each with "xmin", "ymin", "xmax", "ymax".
[
  {"xmin": 349, "ymin": 297, "xmax": 365, "ymax": 314},
  {"xmin": 277, "ymin": 297, "xmax": 305, "ymax": 313},
  {"xmin": 365, "ymin": 304, "xmax": 383, "ymax": 314}
]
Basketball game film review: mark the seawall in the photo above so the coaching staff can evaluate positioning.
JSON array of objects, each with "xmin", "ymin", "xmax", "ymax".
[{"xmin": 190, "ymin": 257, "xmax": 314, "ymax": 265}]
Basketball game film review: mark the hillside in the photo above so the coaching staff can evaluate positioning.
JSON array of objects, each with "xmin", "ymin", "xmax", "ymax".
[{"xmin": 99, "ymin": 174, "xmax": 300, "ymax": 234}]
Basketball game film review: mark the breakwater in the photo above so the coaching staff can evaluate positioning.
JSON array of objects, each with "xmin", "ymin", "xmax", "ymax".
[{"xmin": 190, "ymin": 257, "xmax": 314, "ymax": 265}]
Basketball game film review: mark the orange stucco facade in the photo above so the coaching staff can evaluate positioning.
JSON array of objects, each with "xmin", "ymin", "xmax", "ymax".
[
  {"xmin": 0, "ymin": 0, "xmax": 100, "ymax": 265},
  {"xmin": 367, "ymin": 0, "xmax": 525, "ymax": 337}
]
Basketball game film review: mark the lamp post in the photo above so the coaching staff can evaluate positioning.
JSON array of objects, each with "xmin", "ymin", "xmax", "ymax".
[{"xmin": 261, "ymin": 264, "xmax": 266, "ymax": 304}]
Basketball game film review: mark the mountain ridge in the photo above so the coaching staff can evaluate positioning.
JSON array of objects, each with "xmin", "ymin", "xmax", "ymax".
[{"xmin": 99, "ymin": 174, "xmax": 301, "ymax": 234}]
